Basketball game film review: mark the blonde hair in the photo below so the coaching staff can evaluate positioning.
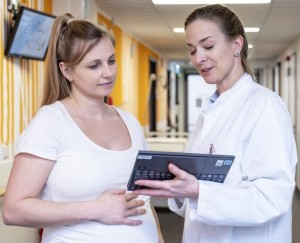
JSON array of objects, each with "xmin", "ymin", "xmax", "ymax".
[
  {"xmin": 41, "ymin": 13, "xmax": 115, "ymax": 106},
  {"xmin": 184, "ymin": 4, "xmax": 254, "ymax": 80}
]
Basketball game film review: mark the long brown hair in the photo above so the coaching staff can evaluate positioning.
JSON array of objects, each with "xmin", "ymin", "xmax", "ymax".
[
  {"xmin": 184, "ymin": 4, "xmax": 254, "ymax": 80},
  {"xmin": 41, "ymin": 13, "xmax": 115, "ymax": 106}
]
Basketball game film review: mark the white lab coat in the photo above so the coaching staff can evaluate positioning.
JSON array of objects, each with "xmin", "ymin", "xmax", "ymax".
[{"xmin": 169, "ymin": 74, "xmax": 297, "ymax": 243}]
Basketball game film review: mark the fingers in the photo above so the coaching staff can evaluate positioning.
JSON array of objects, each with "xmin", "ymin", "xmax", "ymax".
[
  {"xmin": 96, "ymin": 189, "xmax": 147, "ymax": 226},
  {"xmin": 125, "ymin": 193, "xmax": 146, "ymax": 219},
  {"xmin": 126, "ymin": 209, "xmax": 134, "ymax": 217},
  {"xmin": 125, "ymin": 192, "xmax": 139, "ymax": 201},
  {"xmin": 126, "ymin": 208, "xmax": 146, "ymax": 217},
  {"xmin": 123, "ymin": 218, "xmax": 143, "ymax": 226},
  {"xmin": 133, "ymin": 164, "xmax": 199, "ymax": 198},
  {"xmin": 134, "ymin": 188, "xmax": 170, "ymax": 197},
  {"xmin": 111, "ymin": 188, "xmax": 127, "ymax": 195},
  {"xmin": 122, "ymin": 205, "xmax": 146, "ymax": 226},
  {"xmin": 134, "ymin": 177, "xmax": 168, "ymax": 189},
  {"xmin": 126, "ymin": 196, "xmax": 145, "ymax": 219},
  {"xmin": 168, "ymin": 163, "xmax": 188, "ymax": 179}
]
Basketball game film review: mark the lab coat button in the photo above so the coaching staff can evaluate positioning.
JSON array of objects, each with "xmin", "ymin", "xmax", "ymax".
[{"xmin": 242, "ymin": 175, "xmax": 248, "ymax": 181}]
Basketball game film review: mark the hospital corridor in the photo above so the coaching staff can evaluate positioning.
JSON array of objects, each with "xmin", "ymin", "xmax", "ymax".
[{"xmin": 2, "ymin": 0, "xmax": 300, "ymax": 242}]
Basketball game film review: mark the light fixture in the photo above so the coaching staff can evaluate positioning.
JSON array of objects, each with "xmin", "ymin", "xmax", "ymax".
[
  {"xmin": 173, "ymin": 27, "xmax": 260, "ymax": 33},
  {"xmin": 7, "ymin": 0, "xmax": 20, "ymax": 29},
  {"xmin": 244, "ymin": 27, "xmax": 260, "ymax": 32},
  {"xmin": 153, "ymin": 0, "xmax": 271, "ymax": 4},
  {"xmin": 7, "ymin": 0, "xmax": 20, "ymax": 11},
  {"xmin": 248, "ymin": 44, "xmax": 253, "ymax": 48},
  {"xmin": 173, "ymin": 28, "xmax": 184, "ymax": 33}
]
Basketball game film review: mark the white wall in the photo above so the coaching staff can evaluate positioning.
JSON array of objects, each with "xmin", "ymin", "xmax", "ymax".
[
  {"xmin": 262, "ymin": 35, "xmax": 300, "ymax": 190},
  {"xmin": 52, "ymin": 0, "xmax": 98, "ymax": 21}
]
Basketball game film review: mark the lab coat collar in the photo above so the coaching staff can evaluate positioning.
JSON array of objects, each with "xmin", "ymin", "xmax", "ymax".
[{"xmin": 209, "ymin": 73, "xmax": 251, "ymax": 104}]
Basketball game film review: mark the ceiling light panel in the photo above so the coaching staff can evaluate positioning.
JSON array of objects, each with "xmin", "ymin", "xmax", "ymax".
[
  {"xmin": 153, "ymin": 0, "xmax": 271, "ymax": 4},
  {"xmin": 173, "ymin": 27, "xmax": 260, "ymax": 33}
]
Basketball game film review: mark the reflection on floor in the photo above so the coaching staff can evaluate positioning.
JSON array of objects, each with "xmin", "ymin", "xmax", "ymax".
[
  {"xmin": 156, "ymin": 188, "xmax": 300, "ymax": 243},
  {"xmin": 156, "ymin": 207, "xmax": 183, "ymax": 243}
]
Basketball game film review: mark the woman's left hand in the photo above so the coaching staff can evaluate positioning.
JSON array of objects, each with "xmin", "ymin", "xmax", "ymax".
[{"xmin": 133, "ymin": 163, "xmax": 199, "ymax": 199}]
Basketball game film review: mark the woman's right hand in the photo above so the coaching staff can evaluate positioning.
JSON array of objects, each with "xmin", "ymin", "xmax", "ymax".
[{"xmin": 92, "ymin": 189, "xmax": 146, "ymax": 226}]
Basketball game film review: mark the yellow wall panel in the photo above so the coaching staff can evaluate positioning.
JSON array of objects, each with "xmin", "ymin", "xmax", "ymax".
[
  {"xmin": 97, "ymin": 13, "xmax": 123, "ymax": 107},
  {"xmin": 137, "ymin": 43, "xmax": 161, "ymax": 126},
  {"xmin": 44, "ymin": 0, "xmax": 52, "ymax": 14},
  {"xmin": 1, "ymin": 0, "xmax": 51, "ymax": 158}
]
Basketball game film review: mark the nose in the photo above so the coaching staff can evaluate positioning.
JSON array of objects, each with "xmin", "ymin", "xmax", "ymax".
[
  {"xmin": 101, "ymin": 63, "xmax": 113, "ymax": 77},
  {"xmin": 193, "ymin": 48, "xmax": 206, "ymax": 65}
]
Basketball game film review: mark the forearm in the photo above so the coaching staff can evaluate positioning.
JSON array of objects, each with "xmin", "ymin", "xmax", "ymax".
[
  {"xmin": 190, "ymin": 179, "xmax": 295, "ymax": 226},
  {"xmin": 3, "ymin": 197, "xmax": 97, "ymax": 228}
]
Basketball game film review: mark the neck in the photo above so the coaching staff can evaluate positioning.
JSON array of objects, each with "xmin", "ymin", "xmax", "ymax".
[
  {"xmin": 62, "ymin": 95, "xmax": 109, "ymax": 119},
  {"xmin": 217, "ymin": 68, "xmax": 245, "ymax": 94}
]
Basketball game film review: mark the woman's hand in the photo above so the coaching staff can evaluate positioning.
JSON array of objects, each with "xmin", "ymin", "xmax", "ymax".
[
  {"xmin": 92, "ymin": 189, "xmax": 146, "ymax": 226},
  {"xmin": 133, "ymin": 163, "xmax": 199, "ymax": 199}
]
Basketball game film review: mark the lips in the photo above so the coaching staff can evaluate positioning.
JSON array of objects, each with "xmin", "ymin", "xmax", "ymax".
[
  {"xmin": 97, "ymin": 81, "xmax": 113, "ymax": 86},
  {"xmin": 201, "ymin": 67, "xmax": 213, "ymax": 73}
]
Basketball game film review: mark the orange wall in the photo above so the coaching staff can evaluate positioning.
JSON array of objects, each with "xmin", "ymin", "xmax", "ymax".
[
  {"xmin": 97, "ymin": 13, "xmax": 123, "ymax": 107},
  {"xmin": 97, "ymin": 13, "xmax": 164, "ymax": 126},
  {"xmin": 137, "ymin": 44, "xmax": 159, "ymax": 125}
]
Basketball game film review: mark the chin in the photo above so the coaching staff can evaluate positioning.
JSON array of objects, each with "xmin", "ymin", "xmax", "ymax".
[{"xmin": 202, "ymin": 77, "xmax": 216, "ymax": 85}]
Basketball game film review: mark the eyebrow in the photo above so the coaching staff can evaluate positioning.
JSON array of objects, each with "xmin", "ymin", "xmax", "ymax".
[
  {"xmin": 88, "ymin": 53, "xmax": 116, "ymax": 63},
  {"xmin": 186, "ymin": 36, "xmax": 213, "ymax": 47},
  {"xmin": 109, "ymin": 54, "xmax": 116, "ymax": 59}
]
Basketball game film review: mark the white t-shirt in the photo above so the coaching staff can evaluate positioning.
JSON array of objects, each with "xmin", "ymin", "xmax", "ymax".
[{"xmin": 15, "ymin": 101, "xmax": 159, "ymax": 243}]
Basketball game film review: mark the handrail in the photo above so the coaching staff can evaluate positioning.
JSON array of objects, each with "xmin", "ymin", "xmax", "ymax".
[
  {"xmin": 0, "ymin": 188, "xmax": 5, "ymax": 198},
  {"xmin": 145, "ymin": 131, "xmax": 189, "ymax": 138}
]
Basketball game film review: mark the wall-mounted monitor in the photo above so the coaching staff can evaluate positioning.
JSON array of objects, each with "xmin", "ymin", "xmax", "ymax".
[{"xmin": 5, "ymin": 6, "xmax": 56, "ymax": 61}]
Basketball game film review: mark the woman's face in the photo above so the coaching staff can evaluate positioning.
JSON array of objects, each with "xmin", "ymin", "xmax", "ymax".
[
  {"xmin": 185, "ymin": 19, "xmax": 241, "ymax": 93},
  {"xmin": 66, "ymin": 37, "xmax": 117, "ymax": 100}
]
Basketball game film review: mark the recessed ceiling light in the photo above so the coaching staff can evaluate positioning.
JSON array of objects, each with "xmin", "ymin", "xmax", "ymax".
[
  {"xmin": 153, "ymin": 0, "xmax": 271, "ymax": 4},
  {"xmin": 248, "ymin": 44, "xmax": 254, "ymax": 48},
  {"xmin": 245, "ymin": 27, "xmax": 260, "ymax": 32},
  {"xmin": 173, "ymin": 27, "xmax": 260, "ymax": 33},
  {"xmin": 173, "ymin": 28, "xmax": 185, "ymax": 33}
]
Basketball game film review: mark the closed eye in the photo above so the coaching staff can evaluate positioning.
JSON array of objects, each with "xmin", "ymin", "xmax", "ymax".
[
  {"xmin": 205, "ymin": 45, "xmax": 214, "ymax": 50},
  {"xmin": 108, "ymin": 59, "xmax": 116, "ymax": 65},
  {"xmin": 88, "ymin": 63, "xmax": 100, "ymax": 70}
]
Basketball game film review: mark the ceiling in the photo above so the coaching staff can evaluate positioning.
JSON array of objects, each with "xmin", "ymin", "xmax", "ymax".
[{"xmin": 95, "ymin": 0, "xmax": 300, "ymax": 66}]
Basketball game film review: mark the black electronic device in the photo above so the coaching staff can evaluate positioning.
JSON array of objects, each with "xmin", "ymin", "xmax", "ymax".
[{"xmin": 127, "ymin": 150, "xmax": 235, "ymax": 191}]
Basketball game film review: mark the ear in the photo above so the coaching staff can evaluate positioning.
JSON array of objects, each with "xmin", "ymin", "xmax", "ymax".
[
  {"xmin": 59, "ymin": 62, "xmax": 73, "ymax": 82},
  {"xmin": 232, "ymin": 35, "xmax": 244, "ymax": 54}
]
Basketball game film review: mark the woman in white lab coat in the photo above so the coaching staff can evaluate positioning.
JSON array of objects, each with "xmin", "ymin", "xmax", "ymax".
[{"xmin": 134, "ymin": 4, "xmax": 297, "ymax": 243}]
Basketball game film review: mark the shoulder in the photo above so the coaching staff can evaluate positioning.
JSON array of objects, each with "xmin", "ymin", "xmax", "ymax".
[
  {"xmin": 37, "ymin": 101, "xmax": 66, "ymax": 117},
  {"xmin": 32, "ymin": 101, "xmax": 67, "ymax": 124},
  {"xmin": 22, "ymin": 101, "xmax": 69, "ymax": 136},
  {"xmin": 113, "ymin": 106, "xmax": 141, "ymax": 125},
  {"xmin": 242, "ymin": 76, "xmax": 286, "ymax": 110},
  {"xmin": 244, "ymin": 80, "xmax": 292, "ymax": 126}
]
